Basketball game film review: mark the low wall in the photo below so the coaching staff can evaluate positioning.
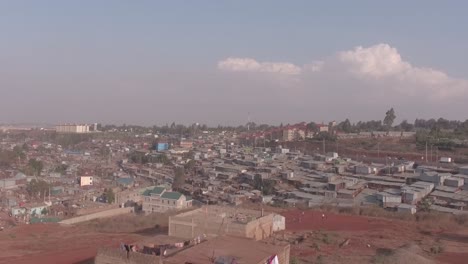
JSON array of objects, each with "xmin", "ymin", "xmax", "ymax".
[
  {"xmin": 60, "ymin": 207, "xmax": 134, "ymax": 225},
  {"xmin": 245, "ymin": 214, "xmax": 274, "ymax": 240},
  {"xmin": 272, "ymin": 214, "xmax": 286, "ymax": 232},
  {"xmin": 76, "ymin": 204, "xmax": 118, "ymax": 216},
  {"xmin": 95, "ymin": 247, "xmax": 160, "ymax": 264}
]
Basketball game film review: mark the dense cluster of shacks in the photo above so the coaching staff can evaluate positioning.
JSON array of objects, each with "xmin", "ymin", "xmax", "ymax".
[
  {"xmin": 2, "ymin": 127, "xmax": 468, "ymax": 230},
  {"xmin": 109, "ymin": 128, "xmax": 468, "ymax": 216},
  {"xmin": 84, "ymin": 130, "xmax": 468, "ymax": 217},
  {"xmin": 0, "ymin": 132, "xmax": 162, "ymax": 227},
  {"xmin": 147, "ymin": 138, "xmax": 468, "ymax": 216}
]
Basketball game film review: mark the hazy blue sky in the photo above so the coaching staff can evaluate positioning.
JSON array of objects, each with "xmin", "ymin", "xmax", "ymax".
[{"xmin": 1, "ymin": 1, "xmax": 467, "ymax": 125}]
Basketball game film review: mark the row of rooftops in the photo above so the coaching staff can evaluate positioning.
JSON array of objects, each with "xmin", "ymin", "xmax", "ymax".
[{"xmin": 142, "ymin": 186, "xmax": 192, "ymax": 201}]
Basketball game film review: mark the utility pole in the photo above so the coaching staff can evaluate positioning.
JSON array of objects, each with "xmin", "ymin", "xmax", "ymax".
[
  {"xmin": 430, "ymin": 145, "xmax": 433, "ymax": 163},
  {"xmin": 322, "ymin": 138, "xmax": 326, "ymax": 154},
  {"xmin": 425, "ymin": 141, "xmax": 428, "ymax": 163},
  {"xmin": 377, "ymin": 142, "xmax": 380, "ymax": 158}
]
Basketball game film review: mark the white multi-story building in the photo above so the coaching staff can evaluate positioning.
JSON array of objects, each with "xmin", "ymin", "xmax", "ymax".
[
  {"xmin": 282, "ymin": 128, "xmax": 305, "ymax": 141},
  {"xmin": 80, "ymin": 176, "xmax": 93, "ymax": 186},
  {"xmin": 56, "ymin": 124, "xmax": 91, "ymax": 133},
  {"xmin": 142, "ymin": 186, "xmax": 192, "ymax": 213}
]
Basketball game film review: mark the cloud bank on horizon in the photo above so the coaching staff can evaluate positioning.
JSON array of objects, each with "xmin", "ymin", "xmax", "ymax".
[
  {"xmin": 2, "ymin": 43, "xmax": 467, "ymax": 125},
  {"xmin": 218, "ymin": 43, "xmax": 468, "ymax": 100}
]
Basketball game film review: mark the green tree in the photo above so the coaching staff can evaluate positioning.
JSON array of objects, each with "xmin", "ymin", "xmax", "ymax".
[
  {"xmin": 28, "ymin": 159, "xmax": 44, "ymax": 176},
  {"xmin": 0, "ymin": 150, "xmax": 18, "ymax": 167},
  {"xmin": 13, "ymin": 146, "xmax": 26, "ymax": 161},
  {"xmin": 22, "ymin": 143, "xmax": 29, "ymax": 151},
  {"xmin": 54, "ymin": 164, "xmax": 68, "ymax": 174},
  {"xmin": 383, "ymin": 108, "xmax": 396, "ymax": 130},
  {"xmin": 307, "ymin": 122, "xmax": 317, "ymax": 132},
  {"xmin": 313, "ymin": 132, "xmax": 337, "ymax": 142},
  {"xmin": 419, "ymin": 198, "xmax": 432, "ymax": 212},
  {"xmin": 399, "ymin": 120, "xmax": 414, "ymax": 132},
  {"xmin": 253, "ymin": 175, "xmax": 275, "ymax": 195},
  {"xmin": 338, "ymin": 119, "xmax": 352, "ymax": 133},
  {"xmin": 154, "ymin": 154, "xmax": 171, "ymax": 165},
  {"xmin": 184, "ymin": 159, "xmax": 196, "ymax": 172},
  {"xmin": 41, "ymin": 208, "xmax": 48, "ymax": 215},
  {"xmin": 105, "ymin": 188, "xmax": 115, "ymax": 204},
  {"xmin": 172, "ymin": 167, "xmax": 186, "ymax": 190},
  {"xmin": 26, "ymin": 179, "xmax": 50, "ymax": 199},
  {"xmin": 99, "ymin": 146, "xmax": 111, "ymax": 157}
]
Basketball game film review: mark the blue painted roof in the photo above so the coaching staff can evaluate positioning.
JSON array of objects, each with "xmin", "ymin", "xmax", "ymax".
[{"xmin": 116, "ymin": 178, "xmax": 134, "ymax": 186}]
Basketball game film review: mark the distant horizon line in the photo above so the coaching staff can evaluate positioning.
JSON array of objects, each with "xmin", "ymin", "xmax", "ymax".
[{"xmin": 1, "ymin": 116, "xmax": 467, "ymax": 129}]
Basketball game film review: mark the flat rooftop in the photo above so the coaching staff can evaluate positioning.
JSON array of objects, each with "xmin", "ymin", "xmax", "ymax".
[
  {"xmin": 163, "ymin": 236, "xmax": 287, "ymax": 264},
  {"xmin": 137, "ymin": 235, "xmax": 189, "ymax": 246},
  {"xmin": 170, "ymin": 206, "xmax": 267, "ymax": 225}
]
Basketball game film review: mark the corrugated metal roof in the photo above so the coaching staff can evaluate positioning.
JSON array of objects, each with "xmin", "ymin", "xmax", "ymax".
[
  {"xmin": 142, "ymin": 186, "xmax": 166, "ymax": 196},
  {"xmin": 161, "ymin": 191, "xmax": 183, "ymax": 200}
]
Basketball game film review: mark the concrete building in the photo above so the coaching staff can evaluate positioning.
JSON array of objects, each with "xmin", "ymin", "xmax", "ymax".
[
  {"xmin": 11, "ymin": 207, "xmax": 26, "ymax": 216},
  {"xmin": 277, "ymin": 147, "xmax": 289, "ymax": 154},
  {"xmin": 0, "ymin": 178, "xmax": 17, "ymax": 189},
  {"xmin": 419, "ymin": 171, "xmax": 451, "ymax": 186},
  {"xmin": 397, "ymin": 204, "xmax": 417, "ymax": 214},
  {"xmin": 444, "ymin": 177, "xmax": 464, "ymax": 188},
  {"xmin": 440, "ymin": 157, "xmax": 452, "ymax": 163},
  {"xmin": 56, "ymin": 124, "xmax": 90, "ymax": 133},
  {"xmin": 168, "ymin": 206, "xmax": 285, "ymax": 241},
  {"xmin": 80, "ymin": 176, "xmax": 93, "ymax": 186},
  {"xmin": 282, "ymin": 171, "xmax": 294, "ymax": 180},
  {"xmin": 282, "ymin": 128, "xmax": 305, "ymax": 141},
  {"xmin": 164, "ymin": 236, "xmax": 290, "ymax": 264},
  {"xmin": 25, "ymin": 203, "xmax": 50, "ymax": 216},
  {"xmin": 180, "ymin": 140, "xmax": 193, "ymax": 149},
  {"xmin": 300, "ymin": 160, "xmax": 326, "ymax": 170},
  {"xmin": 155, "ymin": 142, "xmax": 169, "ymax": 151},
  {"xmin": 142, "ymin": 186, "xmax": 192, "ymax": 213},
  {"xmin": 402, "ymin": 181, "xmax": 434, "ymax": 204},
  {"xmin": 317, "ymin": 124, "xmax": 329, "ymax": 132},
  {"xmin": 459, "ymin": 166, "xmax": 468, "ymax": 176},
  {"xmin": 95, "ymin": 235, "xmax": 290, "ymax": 264},
  {"xmin": 376, "ymin": 190, "xmax": 402, "ymax": 208},
  {"xmin": 355, "ymin": 164, "xmax": 377, "ymax": 175},
  {"xmin": 115, "ymin": 186, "xmax": 153, "ymax": 205},
  {"xmin": 454, "ymin": 174, "xmax": 468, "ymax": 189}
]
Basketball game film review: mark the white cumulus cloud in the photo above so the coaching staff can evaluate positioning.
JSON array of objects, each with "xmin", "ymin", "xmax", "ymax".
[
  {"xmin": 337, "ymin": 43, "xmax": 468, "ymax": 98},
  {"xmin": 218, "ymin": 43, "xmax": 468, "ymax": 100},
  {"xmin": 303, "ymin": 61, "xmax": 324, "ymax": 72},
  {"xmin": 338, "ymin": 44, "xmax": 410, "ymax": 78},
  {"xmin": 217, "ymin": 57, "xmax": 302, "ymax": 75}
]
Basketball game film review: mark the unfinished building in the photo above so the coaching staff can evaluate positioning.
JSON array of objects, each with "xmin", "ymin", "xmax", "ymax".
[
  {"xmin": 95, "ymin": 235, "xmax": 290, "ymax": 264},
  {"xmin": 164, "ymin": 236, "xmax": 290, "ymax": 264},
  {"xmin": 168, "ymin": 205, "xmax": 285, "ymax": 241}
]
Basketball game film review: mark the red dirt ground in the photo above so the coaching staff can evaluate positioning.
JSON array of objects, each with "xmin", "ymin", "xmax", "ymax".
[
  {"xmin": 281, "ymin": 209, "xmax": 468, "ymax": 264},
  {"xmin": 0, "ymin": 224, "xmax": 143, "ymax": 264},
  {"xmin": 284, "ymin": 210, "xmax": 397, "ymax": 232},
  {"xmin": 1, "ymin": 210, "xmax": 467, "ymax": 263}
]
